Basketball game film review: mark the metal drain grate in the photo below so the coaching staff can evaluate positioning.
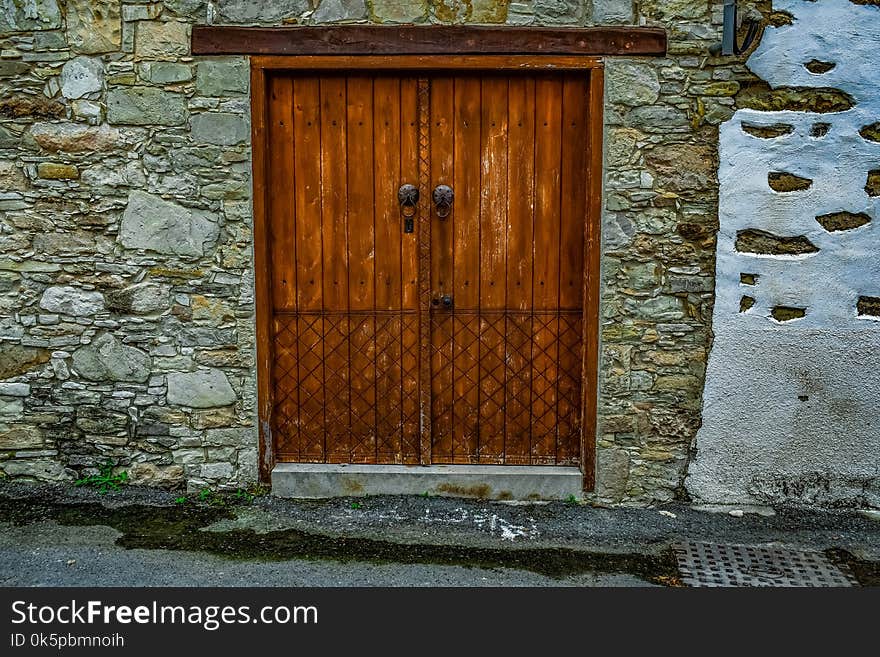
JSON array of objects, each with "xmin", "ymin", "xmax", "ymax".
[{"xmin": 673, "ymin": 541, "xmax": 857, "ymax": 587}]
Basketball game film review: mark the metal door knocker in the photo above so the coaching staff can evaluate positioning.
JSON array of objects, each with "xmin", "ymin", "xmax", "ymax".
[
  {"xmin": 432, "ymin": 185, "xmax": 454, "ymax": 219},
  {"xmin": 398, "ymin": 184, "xmax": 419, "ymax": 233},
  {"xmin": 398, "ymin": 184, "xmax": 419, "ymax": 216}
]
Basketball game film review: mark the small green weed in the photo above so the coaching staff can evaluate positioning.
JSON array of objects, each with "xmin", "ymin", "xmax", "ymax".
[
  {"xmin": 566, "ymin": 494, "xmax": 580, "ymax": 505},
  {"xmin": 350, "ymin": 501, "xmax": 362, "ymax": 510},
  {"xmin": 197, "ymin": 488, "xmax": 227, "ymax": 506},
  {"xmin": 234, "ymin": 488, "xmax": 254, "ymax": 503},
  {"xmin": 74, "ymin": 461, "xmax": 128, "ymax": 494},
  {"xmin": 174, "ymin": 495, "xmax": 188, "ymax": 505}
]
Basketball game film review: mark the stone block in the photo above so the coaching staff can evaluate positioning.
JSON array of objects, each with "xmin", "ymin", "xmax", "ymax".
[
  {"xmin": 80, "ymin": 160, "xmax": 147, "ymax": 190},
  {"xmin": 60, "ymin": 56, "xmax": 103, "ymax": 99},
  {"xmin": 0, "ymin": 383, "xmax": 30, "ymax": 397},
  {"xmin": 140, "ymin": 62, "xmax": 193, "ymax": 84},
  {"xmin": 534, "ymin": 0, "xmax": 583, "ymax": 24},
  {"xmin": 0, "ymin": 0, "xmax": 61, "ymax": 33},
  {"xmin": 71, "ymin": 333, "xmax": 151, "ymax": 383},
  {"xmin": 122, "ymin": 4, "xmax": 165, "ymax": 21},
  {"xmin": 167, "ymin": 368, "xmax": 236, "ymax": 408},
  {"xmin": 75, "ymin": 407, "xmax": 129, "ymax": 434},
  {"xmin": 105, "ymin": 282, "xmax": 172, "ymax": 315},
  {"xmin": 0, "ymin": 424, "xmax": 43, "ymax": 450},
  {"xmin": 593, "ymin": 0, "xmax": 633, "ymax": 24},
  {"xmin": 195, "ymin": 58, "xmax": 248, "ymax": 96},
  {"xmin": 201, "ymin": 462, "xmax": 234, "ymax": 479},
  {"xmin": 0, "ymin": 399, "xmax": 23, "ymax": 415},
  {"xmin": 645, "ymin": 143, "xmax": 716, "ymax": 191},
  {"xmin": 2, "ymin": 459, "xmax": 67, "ymax": 481},
  {"xmin": 204, "ymin": 427, "xmax": 251, "ymax": 446},
  {"xmin": 214, "ymin": 0, "xmax": 310, "ymax": 22},
  {"xmin": 370, "ymin": 0, "xmax": 428, "ymax": 23},
  {"xmin": 190, "ymin": 112, "xmax": 249, "ymax": 145},
  {"xmin": 312, "ymin": 0, "xmax": 367, "ymax": 23},
  {"xmin": 163, "ymin": 1, "xmax": 208, "ymax": 18},
  {"xmin": 135, "ymin": 20, "xmax": 190, "ymax": 60},
  {"xmin": 119, "ymin": 190, "xmax": 219, "ymax": 257},
  {"xmin": 37, "ymin": 162, "xmax": 79, "ymax": 180},
  {"xmin": 0, "ymin": 345, "xmax": 51, "ymax": 379},
  {"xmin": 596, "ymin": 449, "xmax": 630, "ymax": 502},
  {"xmin": 127, "ymin": 462, "xmax": 185, "ymax": 487},
  {"xmin": 39, "ymin": 286, "xmax": 104, "ymax": 316},
  {"xmin": 0, "ymin": 61, "xmax": 28, "ymax": 78},
  {"xmin": 29, "ymin": 123, "xmax": 121, "ymax": 153},
  {"xmin": 66, "ymin": 0, "xmax": 121, "ymax": 53},
  {"xmin": 607, "ymin": 61, "xmax": 660, "ymax": 107},
  {"xmin": 0, "ymin": 160, "xmax": 25, "ymax": 189},
  {"xmin": 107, "ymin": 87, "xmax": 187, "ymax": 126}
]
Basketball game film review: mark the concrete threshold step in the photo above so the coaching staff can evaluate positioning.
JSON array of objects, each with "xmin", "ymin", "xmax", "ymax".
[{"xmin": 271, "ymin": 463, "xmax": 584, "ymax": 500}]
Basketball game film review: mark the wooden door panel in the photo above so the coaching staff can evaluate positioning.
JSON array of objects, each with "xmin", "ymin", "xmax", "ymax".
[
  {"xmin": 270, "ymin": 73, "xmax": 420, "ymax": 464},
  {"xmin": 429, "ymin": 73, "xmax": 589, "ymax": 466}
]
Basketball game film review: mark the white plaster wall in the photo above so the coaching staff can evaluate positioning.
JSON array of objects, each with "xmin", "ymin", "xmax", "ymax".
[{"xmin": 686, "ymin": 0, "xmax": 880, "ymax": 507}]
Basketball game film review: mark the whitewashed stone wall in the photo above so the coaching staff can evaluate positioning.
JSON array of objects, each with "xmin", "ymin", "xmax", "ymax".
[{"xmin": 687, "ymin": 0, "xmax": 880, "ymax": 507}]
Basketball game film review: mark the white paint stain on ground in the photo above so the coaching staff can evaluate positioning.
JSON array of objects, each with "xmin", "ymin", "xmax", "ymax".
[{"xmin": 331, "ymin": 505, "xmax": 540, "ymax": 541}]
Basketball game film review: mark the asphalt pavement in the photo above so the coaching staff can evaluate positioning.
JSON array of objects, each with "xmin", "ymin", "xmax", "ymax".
[{"xmin": 1, "ymin": 482, "xmax": 878, "ymax": 587}]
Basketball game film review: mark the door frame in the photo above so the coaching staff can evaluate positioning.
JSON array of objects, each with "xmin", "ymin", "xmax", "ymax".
[{"xmin": 250, "ymin": 55, "xmax": 605, "ymax": 490}]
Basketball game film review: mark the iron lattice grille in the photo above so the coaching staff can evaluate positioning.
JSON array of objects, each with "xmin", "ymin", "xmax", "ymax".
[
  {"xmin": 273, "ymin": 311, "xmax": 421, "ymax": 464},
  {"xmin": 273, "ymin": 309, "xmax": 582, "ymax": 465},
  {"xmin": 673, "ymin": 541, "xmax": 857, "ymax": 587},
  {"xmin": 430, "ymin": 309, "xmax": 582, "ymax": 465}
]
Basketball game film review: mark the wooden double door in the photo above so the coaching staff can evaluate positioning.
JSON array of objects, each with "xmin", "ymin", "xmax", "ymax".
[{"xmin": 265, "ymin": 69, "xmax": 599, "ymax": 471}]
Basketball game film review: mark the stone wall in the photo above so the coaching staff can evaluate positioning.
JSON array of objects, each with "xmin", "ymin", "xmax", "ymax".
[{"xmin": 0, "ymin": 0, "xmax": 765, "ymax": 503}]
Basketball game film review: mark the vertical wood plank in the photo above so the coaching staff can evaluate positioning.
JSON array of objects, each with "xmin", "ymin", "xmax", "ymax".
[
  {"xmin": 374, "ymin": 75, "xmax": 404, "ymax": 462},
  {"xmin": 581, "ymin": 67, "xmax": 604, "ymax": 489},
  {"xmin": 293, "ymin": 78, "xmax": 324, "ymax": 313},
  {"xmin": 346, "ymin": 75, "xmax": 377, "ymax": 463},
  {"xmin": 268, "ymin": 76, "xmax": 297, "ymax": 313},
  {"xmin": 293, "ymin": 77, "xmax": 325, "ymax": 462},
  {"xmin": 478, "ymin": 76, "xmax": 508, "ymax": 463},
  {"xmin": 557, "ymin": 73, "xmax": 588, "ymax": 465},
  {"xmin": 417, "ymin": 77, "xmax": 432, "ymax": 466},
  {"xmin": 531, "ymin": 76, "xmax": 562, "ymax": 464},
  {"xmin": 429, "ymin": 76, "xmax": 455, "ymax": 463},
  {"xmin": 266, "ymin": 76, "xmax": 299, "ymax": 458},
  {"xmin": 504, "ymin": 75, "xmax": 535, "ymax": 464},
  {"xmin": 451, "ymin": 76, "xmax": 481, "ymax": 463},
  {"xmin": 251, "ymin": 62, "xmax": 275, "ymax": 482},
  {"xmin": 320, "ymin": 75, "xmax": 351, "ymax": 463},
  {"xmin": 400, "ymin": 77, "xmax": 421, "ymax": 463}
]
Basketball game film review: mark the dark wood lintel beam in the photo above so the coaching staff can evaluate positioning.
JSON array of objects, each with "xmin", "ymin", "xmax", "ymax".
[{"xmin": 191, "ymin": 25, "xmax": 667, "ymax": 57}]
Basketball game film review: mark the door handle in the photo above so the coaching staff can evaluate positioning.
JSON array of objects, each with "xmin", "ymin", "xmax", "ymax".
[
  {"xmin": 432, "ymin": 294, "xmax": 453, "ymax": 309},
  {"xmin": 432, "ymin": 185, "xmax": 454, "ymax": 219}
]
